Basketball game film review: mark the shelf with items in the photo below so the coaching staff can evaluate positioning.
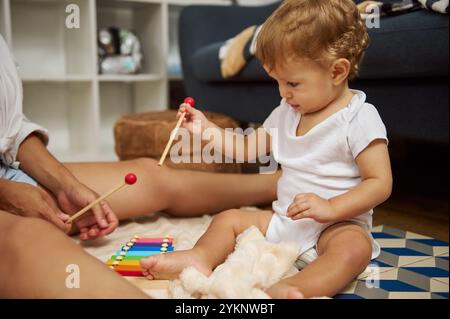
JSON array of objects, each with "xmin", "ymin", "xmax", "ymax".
[
  {"xmin": 96, "ymin": 0, "xmax": 169, "ymax": 161},
  {"xmin": 10, "ymin": 0, "xmax": 96, "ymax": 79},
  {"xmin": 96, "ymin": 0, "xmax": 167, "ymax": 77},
  {"xmin": 4, "ymin": 0, "xmax": 181, "ymax": 162}
]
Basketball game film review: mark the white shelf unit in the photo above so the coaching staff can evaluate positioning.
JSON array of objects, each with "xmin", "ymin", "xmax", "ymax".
[
  {"xmin": 1, "ymin": 0, "xmax": 170, "ymax": 162},
  {"xmin": 96, "ymin": 0, "xmax": 168, "ymax": 161},
  {"xmin": 2, "ymin": 0, "xmax": 275, "ymax": 162}
]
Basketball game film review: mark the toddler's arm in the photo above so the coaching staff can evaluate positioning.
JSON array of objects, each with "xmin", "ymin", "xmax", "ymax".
[
  {"xmin": 329, "ymin": 139, "xmax": 392, "ymax": 220},
  {"xmin": 178, "ymin": 103, "xmax": 272, "ymax": 162}
]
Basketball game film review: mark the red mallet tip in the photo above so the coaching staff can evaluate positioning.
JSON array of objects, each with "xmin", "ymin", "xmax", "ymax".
[
  {"xmin": 125, "ymin": 173, "xmax": 137, "ymax": 185},
  {"xmin": 183, "ymin": 97, "xmax": 195, "ymax": 107}
]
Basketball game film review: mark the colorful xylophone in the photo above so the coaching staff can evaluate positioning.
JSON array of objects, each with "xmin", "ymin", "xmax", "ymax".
[{"xmin": 106, "ymin": 235, "xmax": 175, "ymax": 277}]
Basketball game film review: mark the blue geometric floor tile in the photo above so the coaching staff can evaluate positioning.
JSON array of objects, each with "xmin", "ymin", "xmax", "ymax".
[
  {"xmin": 372, "ymin": 232, "xmax": 402, "ymax": 239},
  {"xmin": 397, "ymin": 268, "xmax": 448, "ymax": 292},
  {"xmin": 436, "ymin": 257, "xmax": 449, "ymax": 271},
  {"xmin": 411, "ymin": 239, "xmax": 449, "ymax": 247},
  {"xmin": 350, "ymin": 277, "xmax": 426, "ymax": 298},
  {"xmin": 379, "ymin": 226, "xmax": 407, "ymax": 238},
  {"xmin": 378, "ymin": 280, "xmax": 426, "ymax": 292},
  {"xmin": 333, "ymin": 225, "xmax": 449, "ymax": 299},
  {"xmin": 377, "ymin": 250, "xmax": 430, "ymax": 267},
  {"xmin": 403, "ymin": 267, "xmax": 448, "ymax": 278},
  {"xmin": 407, "ymin": 239, "xmax": 449, "ymax": 256},
  {"xmin": 382, "ymin": 248, "xmax": 430, "ymax": 256},
  {"xmin": 432, "ymin": 292, "xmax": 449, "ymax": 299}
]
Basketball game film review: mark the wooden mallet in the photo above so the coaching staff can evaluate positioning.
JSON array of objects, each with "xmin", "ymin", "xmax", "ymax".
[
  {"xmin": 158, "ymin": 97, "xmax": 195, "ymax": 166},
  {"xmin": 66, "ymin": 173, "xmax": 137, "ymax": 224}
]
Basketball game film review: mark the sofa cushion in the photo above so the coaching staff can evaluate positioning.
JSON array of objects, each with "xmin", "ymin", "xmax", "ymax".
[
  {"xmin": 192, "ymin": 41, "xmax": 269, "ymax": 83},
  {"xmin": 191, "ymin": 10, "xmax": 448, "ymax": 83},
  {"xmin": 361, "ymin": 10, "xmax": 449, "ymax": 79}
]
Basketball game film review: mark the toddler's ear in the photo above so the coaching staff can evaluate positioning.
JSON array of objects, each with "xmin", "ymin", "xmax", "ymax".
[{"xmin": 330, "ymin": 58, "xmax": 351, "ymax": 84}]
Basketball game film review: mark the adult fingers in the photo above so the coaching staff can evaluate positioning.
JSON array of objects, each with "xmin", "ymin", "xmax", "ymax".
[
  {"xmin": 57, "ymin": 211, "xmax": 71, "ymax": 222},
  {"xmin": 79, "ymin": 224, "xmax": 100, "ymax": 240},
  {"xmin": 41, "ymin": 196, "xmax": 71, "ymax": 233},
  {"xmin": 87, "ymin": 225, "xmax": 100, "ymax": 238},
  {"xmin": 97, "ymin": 202, "xmax": 118, "ymax": 236},
  {"xmin": 90, "ymin": 200, "xmax": 109, "ymax": 229},
  {"xmin": 75, "ymin": 214, "xmax": 96, "ymax": 228},
  {"xmin": 79, "ymin": 227, "xmax": 89, "ymax": 241},
  {"xmin": 79, "ymin": 232, "xmax": 89, "ymax": 241}
]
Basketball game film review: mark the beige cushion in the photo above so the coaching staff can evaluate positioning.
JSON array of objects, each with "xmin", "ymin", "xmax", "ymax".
[{"xmin": 114, "ymin": 110, "xmax": 241, "ymax": 173}]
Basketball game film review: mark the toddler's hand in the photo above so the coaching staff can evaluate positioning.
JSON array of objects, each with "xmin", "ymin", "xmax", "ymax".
[
  {"xmin": 177, "ymin": 103, "xmax": 212, "ymax": 135},
  {"xmin": 286, "ymin": 193, "xmax": 337, "ymax": 223}
]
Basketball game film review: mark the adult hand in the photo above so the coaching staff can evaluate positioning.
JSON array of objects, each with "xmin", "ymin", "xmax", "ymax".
[
  {"xmin": 286, "ymin": 193, "xmax": 337, "ymax": 224},
  {"xmin": 13, "ymin": 132, "xmax": 119, "ymax": 240},
  {"xmin": 0, "ymin": 180, "xmax": 71, "ymax": 232},
  {"xmin": 56, "ymin": 181, "xmax": 118, "ymax": 241}
]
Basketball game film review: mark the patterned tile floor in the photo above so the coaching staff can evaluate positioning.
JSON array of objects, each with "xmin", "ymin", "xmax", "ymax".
[{"xmin": 334, "ymin": 225, "xmax": 449, "ymax": 299}]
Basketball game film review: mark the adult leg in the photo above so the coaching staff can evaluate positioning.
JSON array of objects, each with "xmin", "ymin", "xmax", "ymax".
[
  {"xmin": 140, "ymin": 209, "xmax": 274, "ymax": 280},
  {"xmin": 65, "ymin": 158, "xmax": 280, "ymax": 219},
  {"xmin": 266, "ymin": 222, "xmax": 372, "ymax": 298},
  {"xmin": 0, "ymin": 211, "xmax": 148, "ymax": 298}
]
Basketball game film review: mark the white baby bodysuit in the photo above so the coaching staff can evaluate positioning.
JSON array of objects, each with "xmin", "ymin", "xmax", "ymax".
[{"xmin": 263, "ymin": 90, "xmax": 387, "ymax": 259}]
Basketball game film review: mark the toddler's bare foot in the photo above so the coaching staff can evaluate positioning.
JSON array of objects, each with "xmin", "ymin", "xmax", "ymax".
[
  {"xmin": 140, "ymin": 249, "xmax": 212, "ymax": 280},
  {"xmin": 266, "ymin": 282, "xmax": 304, "ymax": 299}
]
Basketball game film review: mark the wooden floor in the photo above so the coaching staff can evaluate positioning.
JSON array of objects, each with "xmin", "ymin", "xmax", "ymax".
[
  {"xmin": 372, "ymin": 140, "xmax": 448, "ymax": 241},
  {"xmin": 374, "ymin": 194, "xmax": 448, "ymax": 241}
]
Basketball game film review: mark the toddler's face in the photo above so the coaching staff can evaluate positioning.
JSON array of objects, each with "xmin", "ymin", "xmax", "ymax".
[{"xmin": 264, "ymin": 57, "xmax": 337, "ymax": 115}]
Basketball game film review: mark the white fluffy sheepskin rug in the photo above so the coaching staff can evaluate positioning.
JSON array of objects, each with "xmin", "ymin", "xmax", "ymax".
[{"xmin": 168, "ymin": 226, "xmax": 300, "ymax": 299}]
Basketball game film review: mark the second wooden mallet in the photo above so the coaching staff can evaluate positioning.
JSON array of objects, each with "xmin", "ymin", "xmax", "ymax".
[{"xmin": 66, "ymin": 173, "xmax": 137, "ymax": 224}]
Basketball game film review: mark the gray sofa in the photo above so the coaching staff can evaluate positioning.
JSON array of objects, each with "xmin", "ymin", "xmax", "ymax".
[{"xmin": 179, "ymin": 1, "xmax": 449, "ymax": 143}]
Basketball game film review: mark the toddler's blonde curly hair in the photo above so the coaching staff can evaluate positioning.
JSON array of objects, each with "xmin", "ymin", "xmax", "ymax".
[{"xmin": 256, "ymin": 0, "xmax": 369, "ymax": 79}]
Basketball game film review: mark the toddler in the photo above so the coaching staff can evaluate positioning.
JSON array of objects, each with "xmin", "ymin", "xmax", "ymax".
[{"xmin": 141, "ymin": 0, "xmax": 392, "ymax": 298}]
